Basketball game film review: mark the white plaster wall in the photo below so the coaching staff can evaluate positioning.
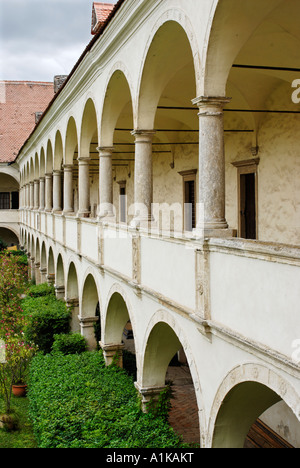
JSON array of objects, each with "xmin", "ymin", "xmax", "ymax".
[{"xmin": 209, "ymin": 250, "xmax": 300, "ymax": 359}]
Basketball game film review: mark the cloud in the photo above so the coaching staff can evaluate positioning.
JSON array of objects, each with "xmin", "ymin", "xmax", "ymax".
[{"xmin": 0, "ymin": 0, "xmax": 117, "ymax": 81}]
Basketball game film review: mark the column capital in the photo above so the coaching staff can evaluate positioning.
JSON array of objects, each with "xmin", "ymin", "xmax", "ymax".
[
  {"xmin": 131, "ymin": 129, "xmax": 156, "ymax": 142},
  {"xmin": 192, "ymin": 96, "xmax": 231, "ymax": 117},
  {"xmin": 77, "ymin": 157, "xmax": 91, "ymax": 164},
  {"xmin": 97, "ymin": 146, "xmax": 114, "ymax": 156},
  {"xmin": 63, "ymin": 164, "xmax": 73, "ymax": 171},
  {"xmin": 53, "ymin": 169, "xmax": 62, "ymax": 175},
  {"xmin": 45, "ymin": 172, "xmax": 53, "ymax": 178}
]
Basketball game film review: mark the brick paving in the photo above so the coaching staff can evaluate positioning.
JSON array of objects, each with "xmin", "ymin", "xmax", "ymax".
[
  {"xmin": 169, "ymin": 384, "xmax": 200, "ymax": 446},
  {"xmin": 166, "ymin": 365, "xmax": 200, "ymax": 446}
]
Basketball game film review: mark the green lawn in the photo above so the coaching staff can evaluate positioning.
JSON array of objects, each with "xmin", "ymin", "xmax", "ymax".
[{"xmin": 0, "ymin": 396, "xmax": 37, "ymax": 448}]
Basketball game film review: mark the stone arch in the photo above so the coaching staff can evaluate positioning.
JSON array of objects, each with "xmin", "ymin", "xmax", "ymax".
[
  {"xmin": 0, "ymin": 226, "xmax": 19, "ymax": 246},
  {"xmin": 80, "ymin": 271, "xmax": 101, "ymax": 350},
  {"xmin": 47, "ymin": 246, "xmax": 55, "ymax": 285},
  {"xmin": 55, "ymin": 253, "xmax": 65, "ymax": 299},
  {"xmin": 138, "ymin": 310, "xmax": 204, "ymax": 445},
  {"xmin": 202, "ymin": 0, "xmax": 285, "ymax": 96},
  {"xmin": 100, "ymin": 64, "xmax": 135, "ymax": 147},
  {"xmin": 136, "ymin": 12, "xmax": 199, "ymax": 129},
  {"xmin": 66, "ymin": 260, "xmax": 80, "ymax": 332},
  {"xmin": 208, "ymin": 363, "xmax": 300, "ymax": 448},
  {"xmin": 40, "ymin": 241, "xmax": 47, "ymax": 283},
  {"xmin": 80, "ymin": 97, "xmax": 99, "ymax": 156},
  {"xmin": 65, "ymin": 116, "xmax": 78, "ymax": 165},
  {"xmin": 102, "ymin": 284, "xmax": 135, "ymax": 368}
]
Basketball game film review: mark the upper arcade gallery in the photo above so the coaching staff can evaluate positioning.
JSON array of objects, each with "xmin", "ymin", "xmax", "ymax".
[{"xmin": 18, "ymin": 0, "xmax": 300, "ymax": 245}]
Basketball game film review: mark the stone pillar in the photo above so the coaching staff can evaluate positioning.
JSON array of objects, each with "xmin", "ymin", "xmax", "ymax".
[
  {"xmin": 25, "ymin": 184, "xmax": 29, "ymax": 208},
  {"xmin": 39, "ymin": 177, "xmax": 45, "ymax": 211},
  {"xmin": 34, "ymin": 262, "xmax": 41, "ymax": 284},
  {"xmin": 34, "ymin": 179, "xmax": 40, "ymax": 210},
  {"xmin": 193, "ymin": 96, "xmax": 235, "ymax": 237},
  {"xmin": 52, "ymin": 170, "xmax": 62, "ymax": 212},
  {"xmin": 47, "ymin": 274, "xmax": 55, "ymax": 286},
  {"xmin": 134, "ymin": 383, "xmax": 167, "ymax": 413},
  {"xmin": 131, "ymin": 130, "xmax": 155, "ymax": 227},
  {"xmin": 79, "ymin": 316, "xmax": 99, "ymax": 350},
  {"xmin": 99, "ymin": 342, "xmax": 125, "ymax": 367},
  {"xmin": 77, "ymin": 157, "xmax": 90, "ymax": 218},
  {"xmin": 63, "ymin": 164, "xmax": 74, "ymax": 214},
  {"xmin": 66, "ymin": 299, "xmax": 80, "ymax": 333},
  {"xmin": 45, "ymin": 173, "xmax": 53, "ymax": 212},
  {"xmin": 97, "ymin": 146, "xmax": 114, "ymax": 219},
  {"xmin": 29, "ymin": 182, "xmax": 34, "ymax": 209},
  {"xmin": 40, "ymin": 267, "xmax": 47, "ymax": 283},
  {"xmin": 30, "ymin": 256, "xmax": 36, "ymax": 282},
  {"xmin": 55, "ymin": 284, "xmax": 65, "ymax": 300}
]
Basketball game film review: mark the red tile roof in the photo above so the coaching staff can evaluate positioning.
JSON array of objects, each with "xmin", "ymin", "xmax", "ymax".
[
  {"xmin": 91, "ymin": 2, "xmax": 115, "ymax": 35},
  {"xmin": 0, "ymin": 81, "xmax": 54, "ymax": 163}
]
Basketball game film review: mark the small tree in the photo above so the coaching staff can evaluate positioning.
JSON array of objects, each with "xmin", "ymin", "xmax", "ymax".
[{"xmin": 0, "ymin": 334, "xmax": 37, "ymax": 415}]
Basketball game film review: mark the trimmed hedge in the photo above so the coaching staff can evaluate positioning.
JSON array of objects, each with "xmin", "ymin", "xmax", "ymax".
[
  {"xmin": 51, "ymin": 333, "xmax": 87, "ymax": 355},
  {"xmin": 28, "ymin": 352, "xmax": 187, "ymax": 449},
  {"xmin": 22, "ymin": 292, "xmax": 71, "ymax": 354}
]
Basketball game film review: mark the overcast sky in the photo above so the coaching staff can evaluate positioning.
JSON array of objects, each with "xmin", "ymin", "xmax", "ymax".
[{"xmin": 0, "ymin": 0, "xmax": 117, "ymax": 82}]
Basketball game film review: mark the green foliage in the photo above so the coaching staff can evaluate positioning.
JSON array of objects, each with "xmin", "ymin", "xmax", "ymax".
[
  {"xmin": 51, "ymin": 333, "xmax": 87, "ymax": 355},
  {"xmin": 28, "ymin": 352, "xmax": 187, "ymax": 449},
  {"xmin": 26, "ymin": 283, "xmax": 55, "ymax": 298},
  {"xmin": 22, "ymin": 294, "xmax": 71, "ymax": 354}
]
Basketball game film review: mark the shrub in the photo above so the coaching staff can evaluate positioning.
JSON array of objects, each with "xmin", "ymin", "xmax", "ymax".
[
  {"xmin": 27, "ymin": 283, "xmax": 55, "ymax": 298},
  {"xmin": 51, "ymin": 333, "xmax": 87, "ymax": 355},
  {"xmin": 22, "ymin": 295, "xmax": 70, "ymax": 354},
  {"xmin": 28, "ymin": 352, "xmax": 187, "ymax": 449}
]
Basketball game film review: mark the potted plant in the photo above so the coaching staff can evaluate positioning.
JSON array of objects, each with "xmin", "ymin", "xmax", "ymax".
[{"xmin": 0, "ymin": 334, "xmax": 37, "ymax": 430}]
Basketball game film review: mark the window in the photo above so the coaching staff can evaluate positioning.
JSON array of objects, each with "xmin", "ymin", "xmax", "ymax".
[
  {"xmin": 0, "ymin": 193, "xmax": 10, "ymax": 210},
  {"xmin": 178, "ymin": 169, "xmax": 197, "ymax": 232}
]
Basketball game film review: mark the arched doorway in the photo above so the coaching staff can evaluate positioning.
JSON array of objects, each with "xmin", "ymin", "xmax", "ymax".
[
  {"xmin": 66, "ymin": 262, "xmax": 80, "ymax": 332},
  {"xmin": 80, "ymin": 273, "xmax": 100, "ymax": 350},
  {"xmin": 136, "ymin": 19, "xmax": 198, "ymax": 233},
  {"xmin": 212, "ymin": 380, "xmax": 300, "ymax": 448},
  {"xmin": 102, "ymin": 291, "xmax": 136, "ymax": 375},
  {"xmin": 139, "ymin": 319, "xmax": 201, "ymax": 446}
]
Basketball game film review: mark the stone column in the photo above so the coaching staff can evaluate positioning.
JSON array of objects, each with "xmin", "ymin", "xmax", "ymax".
[
  {"xmin": 39, "ymin": 177, "xmax": 45, "ymax": 211},
  {"xmin": 34, "ymin": 179, "xmax": 40, "ymax": 210},
  {"xmin": 131, "ymin": 130, "xmax": 155, "ymax": 227},
  {"xmin": 79, "ymin": 316, "xmax": 99, "ymax": 350},
  {"xmin": 25, "ymin": 184, "xmax": 29, "ymax": 208},
  {"xmin": 77, "ymin": 157, "xmax": 90, "ymax": 218},
  {"xmin": 193, "ymin": 96, "xmax": 235, "ymax": 237},
  {"xmin": 99, "ymin": 342, "xmax": 125, "ymax": 367},
  {"xmin": 34, "ymin": 262, "xmax": 41, "ymax": 284},
  {"xmin": 29, "ymin": 182, "xmax": 34, "ymax": 209},
  {"xmin": 63, "ymin": 164, "xmax": 74, "ymax": 214},
  {"xmin": 66, "ymin": 299, "xmax": 80, "ymax": 333},
  {"xmin": 52, "ymin": 170, "xmax": 62, "ymax": 212},
  {"xmin": 39, "ymin": 267, "xmax": 47, "ymax": 283},
  {"xmin": 45, "ymin": 173, "xmax": 53, "ymax": 212},
  {"xmin": 97, "ymin": 146, "xmax": 114, "ymax": 219}
]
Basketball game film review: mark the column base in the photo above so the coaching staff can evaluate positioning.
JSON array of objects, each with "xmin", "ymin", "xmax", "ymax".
[
  {"xmin": 193, "ymin": 227, "xmax": 237, "ymax": 239},
  {"xmin": 77, "ymin": 211, "xmax": 90, "ymax": 218}
]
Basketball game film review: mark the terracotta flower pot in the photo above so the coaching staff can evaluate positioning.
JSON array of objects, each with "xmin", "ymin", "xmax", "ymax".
[{"xmin": 12, "ymin": 384, "xmax": 27, "ymax": 397}]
